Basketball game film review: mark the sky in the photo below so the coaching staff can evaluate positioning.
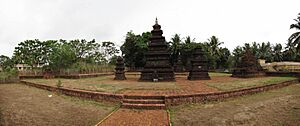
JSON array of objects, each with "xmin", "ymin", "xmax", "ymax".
[{"xmin": 0, "ymin": 0, "xmax": 299, "ymax": 57}]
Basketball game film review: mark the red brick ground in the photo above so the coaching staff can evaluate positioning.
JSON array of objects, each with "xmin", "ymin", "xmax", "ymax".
[{"xmin": 98, "ymin": 108, "xmax": 169, "ymax": 126}]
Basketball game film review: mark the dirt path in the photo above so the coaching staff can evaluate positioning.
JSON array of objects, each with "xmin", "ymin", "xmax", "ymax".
[
  {"xmin": 98, "ymin": 108, "xmax": 169, "ymax": 126},
  {"xmin": 0, "ymin": 83, "xmax": 117, "ymax": 126},
  {"xmin": 170, "ymin": 84, "xmax": 300, "ymax": 126}
]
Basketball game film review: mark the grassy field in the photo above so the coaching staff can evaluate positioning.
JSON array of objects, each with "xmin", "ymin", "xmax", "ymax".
[
  {"xmin": 24, "ymin": 75, "xmax": 179, "ymax": 93},
  {"xmin": 169, "ymin": 84, "xmax": 300, "ymax": 126},
  {"xmin": 208, "ymin": 72, "xmax": 231, "ymax": 77},
  {"xmin": 206, "ymin": 76, "xmax": 297, "ymax": 91},
  {"xmin": 23, "ymin": 73, "xmax": 298, "ymax": 93},
  {"xmin": 0, "ymin": 83, "xmax": 118, "ymax": 126}
]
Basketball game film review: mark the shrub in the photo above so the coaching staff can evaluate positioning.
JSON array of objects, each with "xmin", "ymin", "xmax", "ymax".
[{"xmin": 56, "ymin": 80, "xmax": 62, "ymax": 88}]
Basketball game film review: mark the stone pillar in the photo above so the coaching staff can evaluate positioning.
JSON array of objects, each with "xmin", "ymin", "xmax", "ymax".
[
  {"xmin": 114, "ymin": 56, "xmax": 126, "ymax": 80},
  {"xmin": 188, "ymin": 47, "xmax": 210, "ymax": 80}
]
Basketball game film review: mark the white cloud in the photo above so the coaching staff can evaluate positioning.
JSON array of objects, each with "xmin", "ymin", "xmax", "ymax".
[{"xmin": 0, "ymin": 0, "xmax": 299, "ymax": 56}]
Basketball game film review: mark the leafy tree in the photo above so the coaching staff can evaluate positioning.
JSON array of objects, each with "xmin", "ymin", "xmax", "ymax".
[
  {"xmin": 180, "ymin": 36, "xmax": 198, "ymax": 71},
  {"xmin": 108, "ymin": 55, "xmax": 118, "ymax": 65},
  {"xmin": 217, "ymin": 47, "xmax": 231, "ymax": 69},
  {"xmin": 67, "ymin": 39, "xmax": 102, "ymax": 62},
  {"xmin": 232, "ymin": 46, "xmax": 244, "ymax": 68},
  {"xmin": 48, "ymin": 42, "xmax": 76, "ymax": 71},
  {"xmin": 13, "ymin": 39, "xmax": 44, "ymax": 68},
  {"xmin": 287, "ymin": 13, "xmax": 300, "ymax": 61},
  {"xmin": 206, "ymin": 36, "xmax": 230, "ymax": 69},
  {"xmin": 169, "ymin": 34, "xmax": 182, "ymax": 66},
  {"xmin": 257, "ymin": 42, "xmax": 273, "ymax": 62},
  {"xmin": 207, "ymin": 36, "xmax": 224, "ymax": 57},
  {"xmin": 288, "ymin": 13, "xmax": 300, "ymax": 52},
  {"xmin": 41, "ymin": 40, "xmax": 58, "ymax": 64},
  {"xmin": 272, "ymin": 43, "xmax": 283, "ymax": 62},
  {"xmin": 0, "ymin": 55, "xmax": 14, "ymax": 71},
  {"xmin": 121, "ymin": 31, "xmax": 150, "ymax": 68},
  {"xmin": 101, "ymin": 41, "xmax": 119, "ymax": 62}
]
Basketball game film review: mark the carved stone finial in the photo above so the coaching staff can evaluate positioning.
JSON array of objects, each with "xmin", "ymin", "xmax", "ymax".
[{"xmin": 155, "ymin": 17, "xmax": 158, "ymax": 24}]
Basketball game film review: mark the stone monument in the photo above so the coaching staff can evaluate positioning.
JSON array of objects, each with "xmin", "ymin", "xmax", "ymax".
[
  {"xmin": 174, "ymin": 53, "xmax": 185, "ymax": 72},
  {"xmin": 188, "ymin": 47, "xmax": 211, "ymax": 80},
  {"xmin": 114, "ymin": 56, "xmax": 126, "ymax": 80},
  {"xmin": 232, "ymin": 49, "xmax": 264, "ymax": 78},
  {"xmin": 140, "ymin": 18, "xmax": 175, "ymax": 81}
]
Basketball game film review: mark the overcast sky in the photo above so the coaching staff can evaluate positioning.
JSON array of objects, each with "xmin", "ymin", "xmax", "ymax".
[{"xmin": 0, "ymin": 0, "xmax": 299, "ymax": 57}]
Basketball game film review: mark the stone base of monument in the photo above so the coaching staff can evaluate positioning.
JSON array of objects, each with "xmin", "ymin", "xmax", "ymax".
[
  {"xmin": 188, "ymin": 72, "xmax": 211, "ymax": 80},
  {"xmin": 231, "ymin": 69, "xmax": 265, "ymax": 78},
  {"xmin": 114, "ymin": 72, "xmax": 126, "ymax": 80},
  {"xmin": 139, "ymin": 73, "xmax": 175, "ymax": 81}
]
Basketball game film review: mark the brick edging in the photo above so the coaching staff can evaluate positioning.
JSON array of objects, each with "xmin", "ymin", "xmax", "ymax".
[
  {"xmin": 20, "ymin": 79, "xmax": 299, "ymax": 106},
  {"xmin": 20, "ymin": 81, "xmax": 123, "ymax": 102},
  {"xmin": 164, "ymin": 79, "xmax": 299, "ymax": 106}
]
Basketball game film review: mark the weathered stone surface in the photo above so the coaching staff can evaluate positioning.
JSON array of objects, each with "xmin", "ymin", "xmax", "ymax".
[
  {"xmin": 174, "ymin": 53, "xmax": 185, "ymax": 72},
  {"xmin": 114, "ymin": 56, "xmax": 126, "ymax": 80},
  {"xmin": 188, "ymin": 47, "xmax": 211, "ymax": 80},
  {"xmin": 232, "ymin": 49, "xmax": 265, "ymax": 78},
  {"xmin": 140, "ymin": 19, "xmax": 175, "ymax": 81}
]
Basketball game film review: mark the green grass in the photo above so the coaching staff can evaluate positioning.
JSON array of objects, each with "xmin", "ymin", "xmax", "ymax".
[
  {"xmin": 208, "ymin": 72, "xmax": 231, "ymax": 77},
  {"xmin": 0, "ymin": 70, "xmax": 18, "ymax": 80},
  {"xmin": 24, "ymin": 75, "xmax": 179, "ymax": 93},
  {"xmin": 168, "ymin": 84, "xmax": 300, "ymax": 126},
  {"xmin": 206, "ymin": 76, "xmax": 297, "ymax": 91}
]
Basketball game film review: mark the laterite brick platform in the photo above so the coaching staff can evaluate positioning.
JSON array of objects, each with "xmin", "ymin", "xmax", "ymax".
[{"xmin": 20, "ymin": 78, "xmax": 299, "ymax": 109}]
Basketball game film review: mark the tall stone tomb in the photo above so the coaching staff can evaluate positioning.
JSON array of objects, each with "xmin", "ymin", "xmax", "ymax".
[
  {"xmin": 232, "ymin": 49, "xmax": 264, "ymax": 78},
  {"xmin": 188, "ymin": 47, "xmax": 211, "ymax": 80},
  {"xmin": 174, "ymin": 53, "xmax": 185, "ymax": 72},
  {"xmin": 140, "ymin": 18, "xmax": 175, "ymax": 81},
  {"xmin": 114, "ymin": 56, "xmax": 126, "ymax": 80}
]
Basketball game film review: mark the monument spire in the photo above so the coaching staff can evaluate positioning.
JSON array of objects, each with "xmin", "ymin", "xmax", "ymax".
[{"xmin": 140, "ymin": 19, "xmax": 175, "ymax": 81}]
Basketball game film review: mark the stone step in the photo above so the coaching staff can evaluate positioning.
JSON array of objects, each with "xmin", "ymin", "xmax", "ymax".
[
  {"xmin": 122, "ymin": 99, "xmax": 165, "ymax": 104},
  {"xmin": 121, "ymin": 103, "xmax": 166, "ymax": 109},
  {"xmin": 124, "ymin": 95, "xmax": 165, "ymax": 100}
]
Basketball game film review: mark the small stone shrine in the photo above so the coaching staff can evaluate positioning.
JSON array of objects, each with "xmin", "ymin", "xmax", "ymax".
[
  {"xmin": 232, "ymin": 49, "xmax": 264, "ymax": 78},
  {"xmin": 140, "ymin": 18, "xmax": 175, "ymax": 81},
  {"xmin": 114, "ymin": 56, "xmax": 126, "ymax": 80},
  {"xmin": 174, "ymin": 53, "xmax": 185, "ymax": 72},
  {"xmin": 188, "ymin": 47, "xmax": 211, "ymax": 80}
]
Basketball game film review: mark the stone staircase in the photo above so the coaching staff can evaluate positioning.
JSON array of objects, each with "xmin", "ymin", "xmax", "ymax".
[{"xmin": 121, "ymin": 95, "xmax": 166, "ymax": 109}]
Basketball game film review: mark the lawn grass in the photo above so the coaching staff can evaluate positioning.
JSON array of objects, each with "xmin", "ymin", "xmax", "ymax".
[
  {"xmin": 0, "ymin": 83, "xmax": 118, "ymax": 126},
  {"xmin": 24, "ymin": 75, "xmax": 179, "ymax": 93},
  {"xmin": 206, "ymin": 76, "xmax": 298, "ymax": 91},
  {"xmin": 209, "ymin": 72, "xmax": 231, "ymax": 77},
  {"xmin": 169, "ymin": 84, "xmax": 300, "ymax": 126},
  {"xmin": 24, "ymin": 73, "xmax": 297, "ymax": 93}
]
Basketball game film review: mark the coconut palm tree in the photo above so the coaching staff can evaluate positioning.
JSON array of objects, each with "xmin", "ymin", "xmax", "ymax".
[
  {"xmin": 272, "ymin": 43, "xmax": 283, "ymax": 62},
  {"xmin": 169, "ymin": 34, "xmax": 182, "ymax": 65},
  {"xmin": 288, "ymin": 13, "xmax": 300, "ymax": 61},
  {"xmin": 258, "ymin": 42, "xmax": 272, "ymax": 62},
  {"xmin": 207, "ymin": 36, "xmax": 224, "ymax": 57}
]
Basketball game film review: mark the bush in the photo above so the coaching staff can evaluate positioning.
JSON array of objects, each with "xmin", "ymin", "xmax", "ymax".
[
  {"xmin": 56, "ymin": 80, "xmax": 62, "ymax": 88},
  {"xmin": 0, "ymin": 68, "xmax": 19, "ymax": 83}
]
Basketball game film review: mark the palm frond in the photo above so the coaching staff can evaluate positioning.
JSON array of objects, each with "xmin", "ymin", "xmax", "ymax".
[
  {"xmin": 288, "ymin": 32, "xmax": 300, "ymax": 43},
  {"xmin": 290, "ymin": 24, "xmax": 300, "ymax": 30}
]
